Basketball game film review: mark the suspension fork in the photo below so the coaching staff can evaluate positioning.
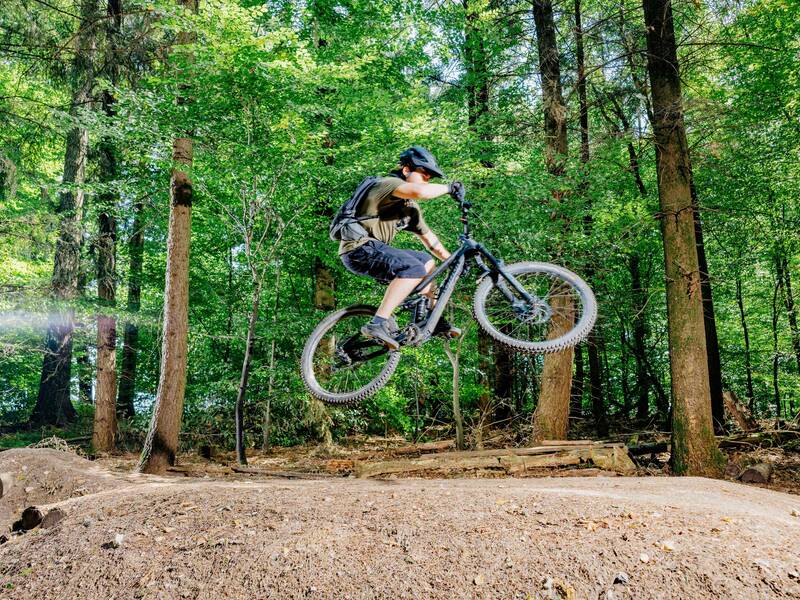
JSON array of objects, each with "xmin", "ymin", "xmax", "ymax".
[{"xmin": 475, "ymin": 244, "xmax": 535, "ymax": 304}]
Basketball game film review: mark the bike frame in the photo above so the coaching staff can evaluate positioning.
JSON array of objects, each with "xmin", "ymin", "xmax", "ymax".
[{"xmin": 398, "ymin": 198, "xmax": 536, "ymax": 345}]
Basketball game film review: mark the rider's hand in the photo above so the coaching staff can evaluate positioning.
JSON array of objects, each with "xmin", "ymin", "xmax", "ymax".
[{"xmin": 448, "ymin": 181, "xmax": 466, "ymax": 202}]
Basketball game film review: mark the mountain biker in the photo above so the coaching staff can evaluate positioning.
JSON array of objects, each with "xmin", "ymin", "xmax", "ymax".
[{"xmin": 339, "ymin": 146, "xmax": 465, "ymax": 350}]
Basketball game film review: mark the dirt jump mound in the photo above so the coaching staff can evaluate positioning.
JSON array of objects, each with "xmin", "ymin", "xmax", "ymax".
[
  {"xmin": 0, "ymin": 451, "xmax": 799, "ymax": 598},
  {"xmin": 0, "ymin": 448, "xmax": 127, "ymax": 529}
]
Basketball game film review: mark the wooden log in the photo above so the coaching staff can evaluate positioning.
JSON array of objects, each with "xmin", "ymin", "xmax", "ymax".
[
  {"xmin": 739, "ymin": 462, "xmax": 773, "ymax": 484},
  {"xmin": 420, "ymin": 442, "xmax": 625, "ymax": 460},
  {"xmin": 539, "ymin": 439, "xmax": 602, "ymax": 446},
  {"xmin": 354, "ymin": 455, "xmax": 504, "ymax": 478},
  {"xmin": 355, "ymin": 445, "xmax": 636, "ymax": 478},
  {"xmin": 393, "ymin": 440, "xmax": 454, "ymax": 455},
  {"xmin": 628, "ymin": 442, "xmax": 670, "ymax": 456},
  {"xmin": 230, "ymin": 465, "xmax": 334, "ymax": 479},
  {"xmin": 723, "ymin": 391, "xmax": 760, "ymax": 432},
  {"xmin": 590, "ymin": 446, "xmax": 637, "ymax": 474}
]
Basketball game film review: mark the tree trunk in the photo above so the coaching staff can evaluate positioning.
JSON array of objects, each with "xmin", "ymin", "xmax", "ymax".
[
  {"xmin": 629, "ymin": 255, "xmax": 651, "ymax": 420},
  {"xmin": 570, "ymin": 344, "xmax": 584, "ymax": 418},
  {"xmin": 642, "ymin": 0, "xmax": 722, "ymax": 475},
  {"xmin": 777, "ymin": 249, "xmax": 800, "ymax": 374},
  {"xmin": 117, "ymin": 200, "xmax": 143, "ymax": 418},
  {"xmin": 772, "ymin": 278, "xmax": 781, "ymax": 419},
  {"xmin": 569, "ymin": 0, "xmax": 589, "ymax": 424},
  {"xmin": 620, "ymin": 323, "xmax": 631, "ymax": 417},
  {"xmin": 464, "ymin": 0, "xmax": 492, "ymax": 167},
  {"xmin": 310, "ymin": 257, "xmax": 335, "ymax": 447},
  {"xmin": 735, "ymin": 274, "xmax": 755, "ymax": 411},
  {"xmin": 93, "ymin": 314, "xmax": 116, "ymax": 451},
  {"xmin": 76, "ymin": 250, "xmax": 93, "ymax": 405},
  {"xmin": 690, "ymin": 181, "xmax": 725, "ymax": 434},
  {"xmin": 235, "ymin": 287, "xmax": 261, "ymax": 465},
  {"xmin": 224, "ymin": 246, "xmax": 234, "ymax": 366},
  {"xmin": 477, "ymin": 329, "xmax": 492, "ymax": 444},
  {"xmin": 313, "ymin": 257, "xmax": 335, "ymax": 313},
  {"xmin": 263, "ymin": 264, "xmax": 281, "ymax": 452},
  {"xmin": 723, "ymin": 391, "xmax": 759, "ymax": 433},
  {"xmin": 30, "ymin": 0, "xmax": 100, "ymax": 426},
  {"xmin": 531, "ymin": 0, "xmax": 574, "ymax": 442},
  {"xmin": 138, "ymin": 0, "xmax": 197, "ymax": 474},
  {"xmin": 94, "ymin": 249, "xmax": 117, "ymax": 453},
  {"xmin": 93, "ymin": 0, "xmax": 122, "ymax": 452},
  {"xmin": 76, "ymin": 348, "xmax": 93, "ymax": 404},
  {"xmin": 494, "ymin": 337, "xmax": 513, "ymax": 422},
  {"xmin": 576, "ymin": 0, "xmax": 607, "ymax": 436},
  {"xmin": 465, "ymin": 0, "xmax": 504, "ymax": 429},
  {"xmin": 608, "ymin": 90, "xmax": 652, "ymax": 422},
  {"xmin": 0, "ymin": 152, "xmax": 17, "ymax": 202},
  {"xmin": 588, "ymin": 335, "xmax": 607, "ymax": 436},
  {"xmin": 443, "ymin": 342, "xmax": 465, "ymax": 451},
  {"xmin": 574, "ymin": 0, "xmax": 589, "ymax": 168}
]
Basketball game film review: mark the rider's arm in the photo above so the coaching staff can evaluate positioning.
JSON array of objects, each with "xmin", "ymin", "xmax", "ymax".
[
  {"xmin": 418, "ymin": 231, "xmax": 451, "ymax": 261},
  {"xmin": 392, "ymin": 182, "xmax": 450, "ymax": 200}
]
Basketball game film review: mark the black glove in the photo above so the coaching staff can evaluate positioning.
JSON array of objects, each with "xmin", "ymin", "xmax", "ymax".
[{"xmin": 448, "ymin": 180, "xmax": 466, "ymax": 202}]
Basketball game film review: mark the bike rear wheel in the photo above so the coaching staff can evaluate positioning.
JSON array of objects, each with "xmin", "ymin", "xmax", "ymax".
[
  {"xmin": 301, "ymin": 304, "xmax": 401, "ymax": 404},
  {"xmin": 473, "ymin": 262, "xmax": 597, "ymax": 353}
]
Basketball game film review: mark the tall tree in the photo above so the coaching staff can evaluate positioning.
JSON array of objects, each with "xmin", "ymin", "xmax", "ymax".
[
  {"xmin": 228, "ymin": 180, "xmax": 290, "ymax": 465},
  {"xmin": 29, "ymin": 0, "xmax": 100, "ymax": 426},
  {"xmin": 138, "ymin": 0, "xmax": 198, "ymax": 474},
  {"xmin": 642, "ymin": 0, "xmax": 722, "ymax": 475},
  {"xmin": 92, "ymin": 0, "xmax": 123, "ymax": 453},
  {"xmin": 574, "ymin": 0, "xmax": 607, "ymax": 437},
  {"xmin": 690, "ymin": 182, "xmax": 725, "ymax": 433},
  {"xmin": 463, "ymin": 0, "xmax": 506, "ymax": 425},
  {"xmin": 734, "ymin": 272, "xmax": 755, "ymax": 410},
  {"xmin": 464, "ymin": 0, "xmax": 492, "ymax": 167},
  {"xmin": 530, "ymin": 0, "xmax": 574, "ymax": 442},
  {"xmin": 117, "ymin": 199, "xmax": 143, "ymax": 418},
  {"xmin": 775, "ymin": 242, "xmax": 800, "ymax": 374},
  {"xmin": 600, "ymin": 91, "xmax": 654, "ymax": 422}
]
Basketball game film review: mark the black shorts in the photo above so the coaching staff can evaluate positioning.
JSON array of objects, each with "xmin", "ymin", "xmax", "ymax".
[{"xmin": 341, "ymin": 240, "xmax": 432, "ymax": 284}]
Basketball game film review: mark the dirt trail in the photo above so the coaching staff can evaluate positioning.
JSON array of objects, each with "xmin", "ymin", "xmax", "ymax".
[{"xmin": 1, "ymin": 450, "xmax": 799, "ymax": 599}]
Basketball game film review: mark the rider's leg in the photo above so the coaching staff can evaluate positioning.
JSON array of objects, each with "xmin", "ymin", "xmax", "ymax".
[
  {"xmin": 419, "ymin": 259, "xmax": 436, "ymax": 304},
  {"xmin": 375, "ymin": 276, "xmax": 422, "ymax": 319},
  {"xmin": 375, "ymin": 257, "xmax": 437, "ymax": 318},
  {"xmin": 419, "ymin": 259, "xmax": 461, "ymax": 338}
]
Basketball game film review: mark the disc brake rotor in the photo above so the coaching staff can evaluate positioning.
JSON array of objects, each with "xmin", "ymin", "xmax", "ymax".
[{"xmin": 517, "ymin": 300, "xmax": 552, "ymax": 325}]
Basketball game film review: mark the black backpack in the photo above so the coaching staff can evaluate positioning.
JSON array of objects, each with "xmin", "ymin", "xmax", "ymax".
[{"xmin": 329, "ymin": 176, "xmax": 380, "ymax": 242}]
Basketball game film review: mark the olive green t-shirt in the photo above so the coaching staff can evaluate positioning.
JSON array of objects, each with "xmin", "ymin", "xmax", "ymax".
[{"xmin": 338, "ymin": 177, "xmax": 431, "ymax": 255}]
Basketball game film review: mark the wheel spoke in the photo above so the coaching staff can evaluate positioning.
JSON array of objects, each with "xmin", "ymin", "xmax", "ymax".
[
  {"xmin": 309, "ymin": 310, "xmax": 395, "ymax": 398},
  {"xmin": 481, "ymin": 269, "xmax": 586, "ymax": 346}
]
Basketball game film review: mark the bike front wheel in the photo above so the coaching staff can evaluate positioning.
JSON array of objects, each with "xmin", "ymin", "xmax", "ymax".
[
  {"xmin": 301, "ymin": 304, "xmax": 401, "ymax": 405},
  {"xmin": 473, "ymin": 262, "xmax": 597, "ymax": 353}
]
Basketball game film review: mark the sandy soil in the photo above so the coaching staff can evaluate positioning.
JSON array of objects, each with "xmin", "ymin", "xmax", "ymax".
[
  {"xmin": 0, "ymin": 448, "xmax": 132, "ymax": 529},
  {"xmin": 1, "ymin": 449, "xmax": 799, "ymax": 599}
]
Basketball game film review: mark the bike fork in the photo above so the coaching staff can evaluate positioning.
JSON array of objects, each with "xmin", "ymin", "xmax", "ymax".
[{"xmin": 476, "ymin": 246, "xmax": 535, "ymax": 305}]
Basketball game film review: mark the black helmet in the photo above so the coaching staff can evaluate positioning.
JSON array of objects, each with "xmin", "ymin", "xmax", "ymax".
[{"xmin": 399, "ymin": 146, "xmax": 445, "ymax": 179}]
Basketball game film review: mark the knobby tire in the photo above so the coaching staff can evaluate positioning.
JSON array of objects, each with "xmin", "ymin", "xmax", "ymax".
[
  {"xmin": 473, "ymin": 261, "xmax": 597, "ymax": 353},
  {"xmin": 301, "ymin": 304, "xmax": 401, "ymax": 404}
]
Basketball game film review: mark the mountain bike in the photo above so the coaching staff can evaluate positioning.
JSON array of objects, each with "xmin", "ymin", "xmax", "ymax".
[{"xmin": 301, "ymin": 195, "xmax": 597, "ymax": 405}]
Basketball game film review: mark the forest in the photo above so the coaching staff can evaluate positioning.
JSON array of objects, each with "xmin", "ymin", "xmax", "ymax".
[{"xmin": 1, "ymin": 0, "xmax": 799, "ymax": 477}]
